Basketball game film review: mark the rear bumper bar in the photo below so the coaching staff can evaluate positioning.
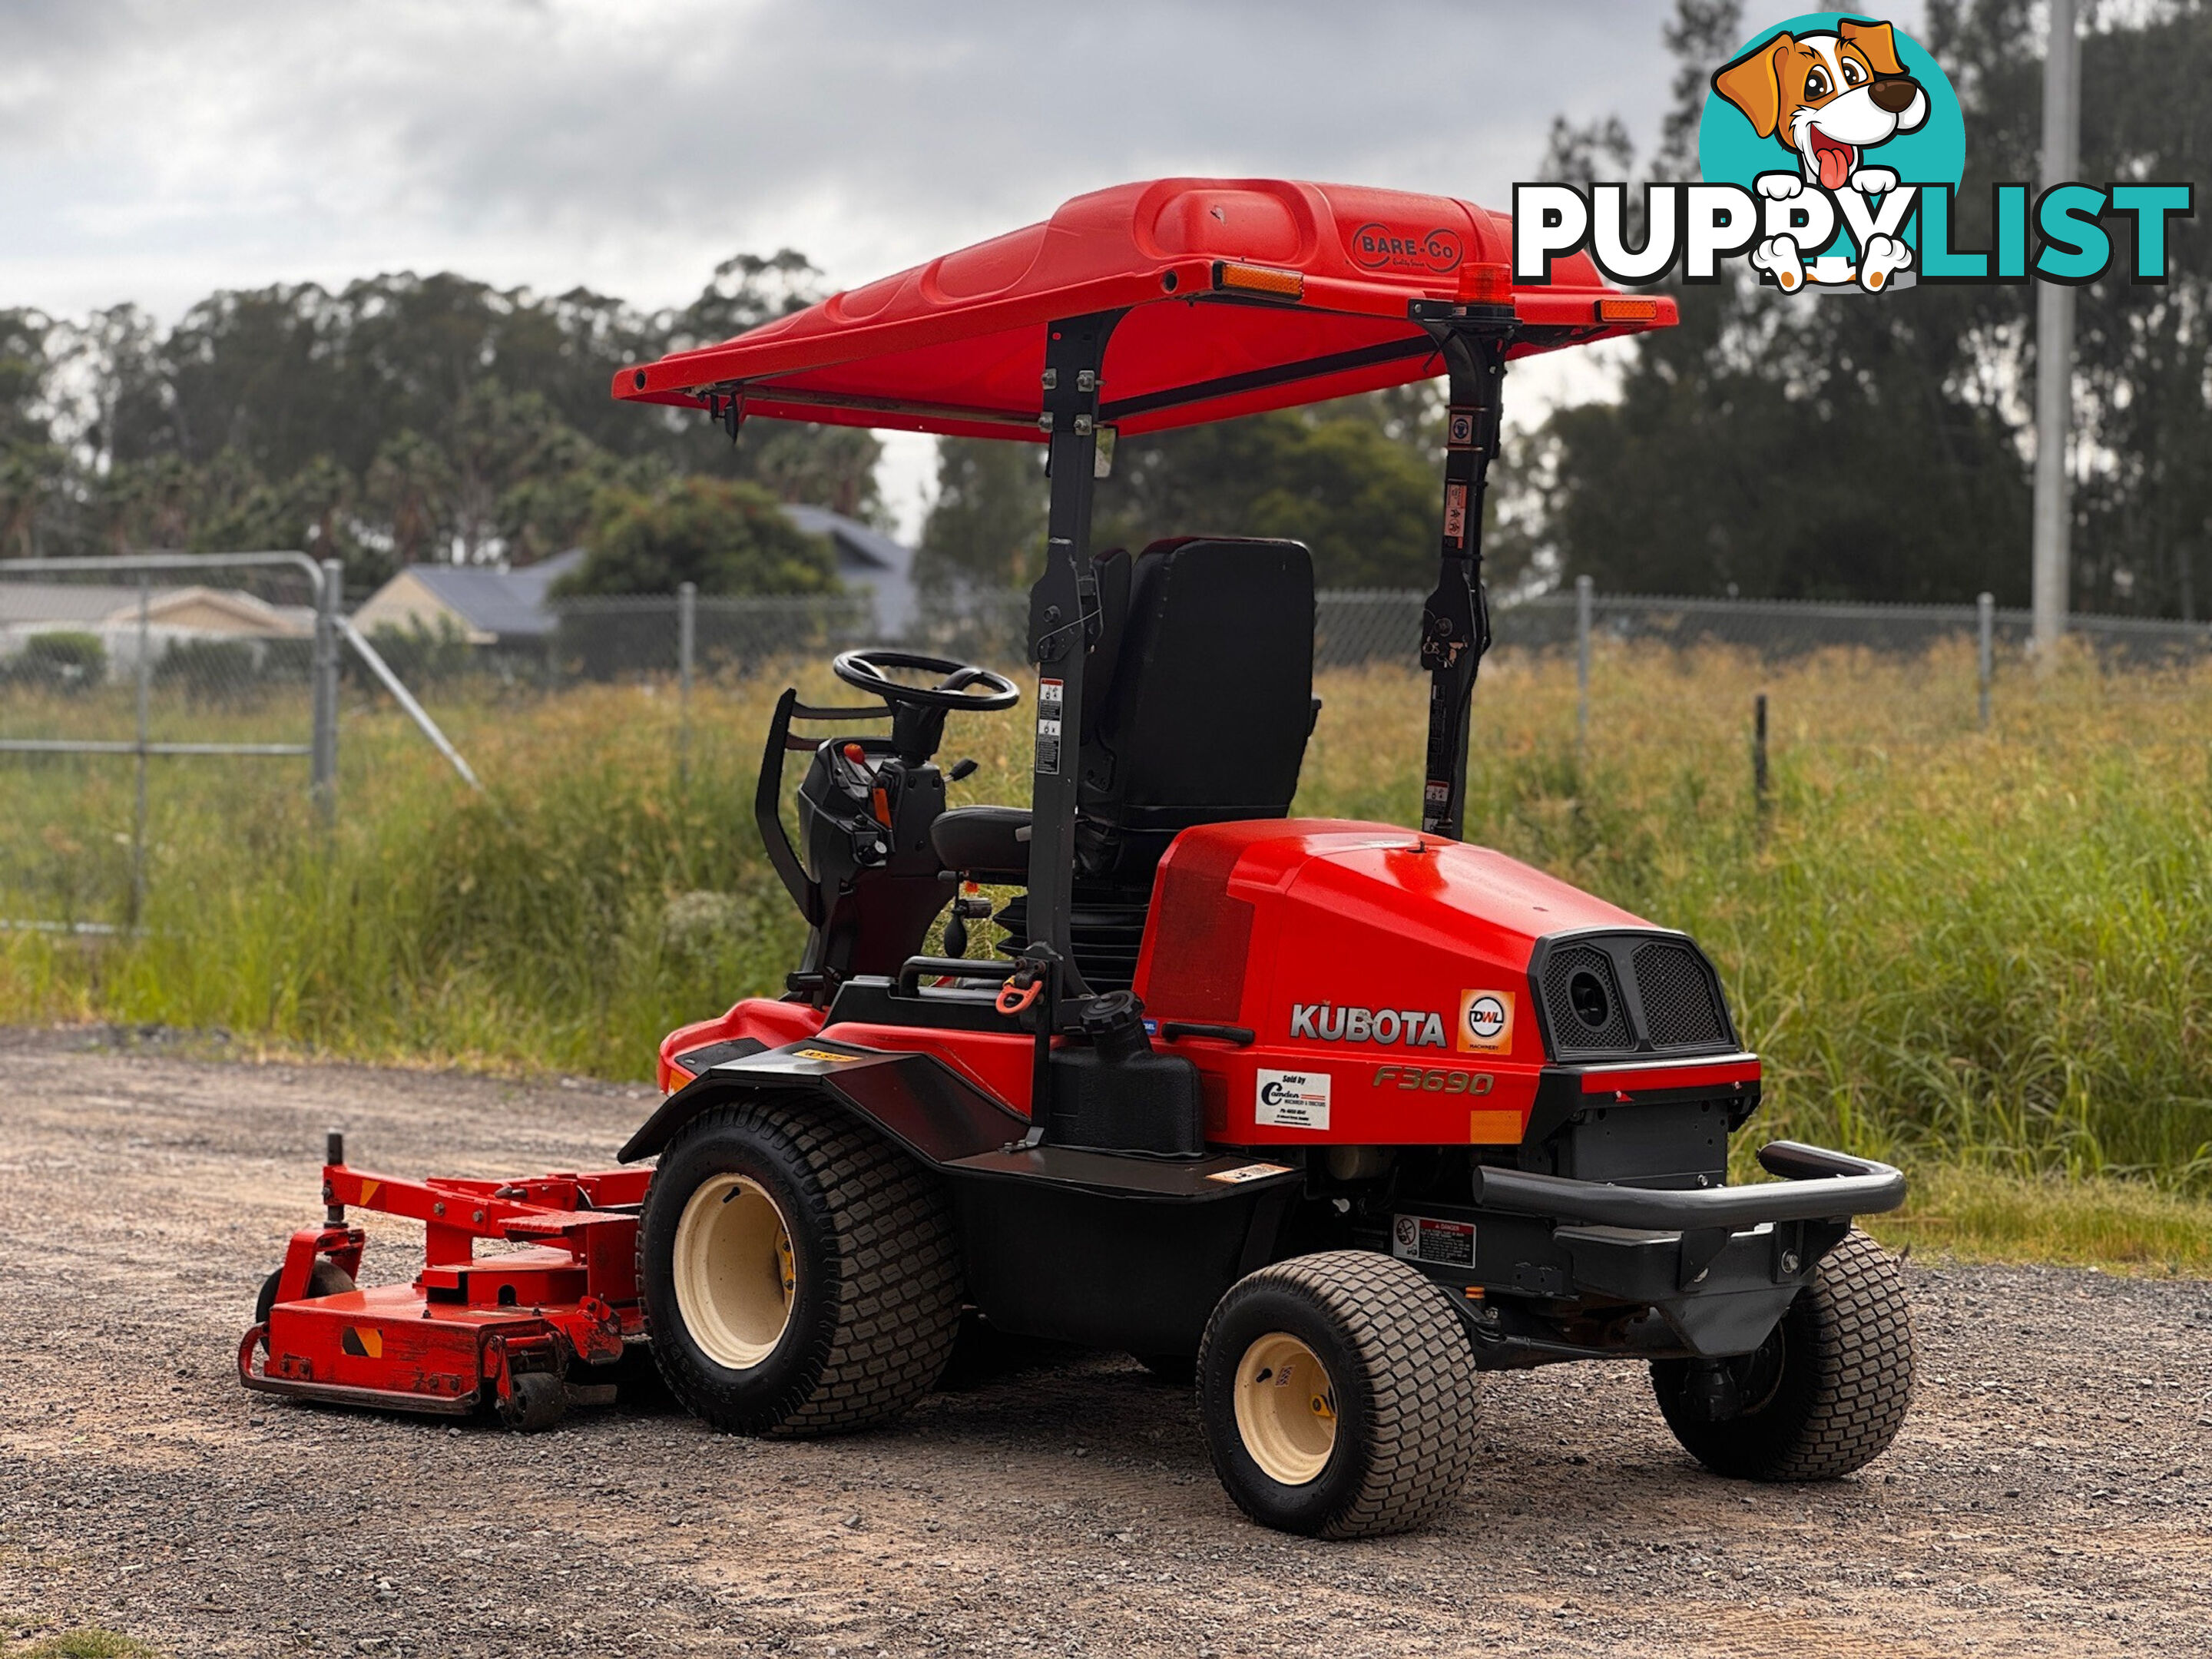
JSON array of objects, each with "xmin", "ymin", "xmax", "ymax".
[
  {"xmin": 1378, "ymin": 1141, "xmax": 1907, "ymax": 1365},
  {"xmin": 1470, "ymin": 1140, "xmax": 1905, "ymax": 1230}
]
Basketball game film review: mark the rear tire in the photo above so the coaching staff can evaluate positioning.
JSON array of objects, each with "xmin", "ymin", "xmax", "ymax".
[
  {"xmin": 1652, "ymin": 1228, "xmax": 1915, "ymax": 1481},
  {"xmin": 638, "ymin": 1099, "xmax": 962, "ymax": 1436},
  {"xmin": 1197, "ymin": 1251, "xmax": 1479, "ymax": 1538}
]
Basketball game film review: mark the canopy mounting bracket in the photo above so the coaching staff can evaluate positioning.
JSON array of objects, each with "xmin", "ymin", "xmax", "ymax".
[{"xmin": 1409, "ymin": 299, "xmax": 1517, "ymax": 840}]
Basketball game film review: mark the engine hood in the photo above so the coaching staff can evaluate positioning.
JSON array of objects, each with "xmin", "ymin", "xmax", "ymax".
[{"xmin": 1134, "ymin": 819, "xmax": 1667, "ymax": 1071}]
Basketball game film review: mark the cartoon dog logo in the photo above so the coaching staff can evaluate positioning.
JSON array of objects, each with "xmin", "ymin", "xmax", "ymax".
[{"xmin": 1711, "ymin": 17, "xmax": 1929, "ymax": 293}]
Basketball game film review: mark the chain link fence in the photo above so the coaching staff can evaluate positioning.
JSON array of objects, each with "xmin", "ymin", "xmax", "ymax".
[
  {"xmin": 12, "ymin": 556, "xmax": 2206, "ymax": 931},
  {"xmin": 523, "ymin": 582, "xmax": 2212, "ymax": 683},
  {"xmin": 1, "ymin": 554, "xmax": 473, "ymax": 931}
]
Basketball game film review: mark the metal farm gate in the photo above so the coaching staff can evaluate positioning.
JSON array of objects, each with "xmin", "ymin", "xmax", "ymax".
[{"xmin": 0, "ymin": 552, "xmax": 473, "ymax": 932}]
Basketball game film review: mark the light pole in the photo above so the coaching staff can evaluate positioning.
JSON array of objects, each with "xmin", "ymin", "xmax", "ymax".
[{"xmin": 2031, "ymin": 0, "xmax": 2080, "ymax": 670}]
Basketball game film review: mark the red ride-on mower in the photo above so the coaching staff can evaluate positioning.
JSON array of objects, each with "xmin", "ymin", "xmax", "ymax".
[{"xmin": 246, "ymin": 178, "xmax": 1915, "ymax": 1537}]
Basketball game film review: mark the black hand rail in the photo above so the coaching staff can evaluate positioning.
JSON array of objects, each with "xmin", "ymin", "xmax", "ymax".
[
  {"xmin": 755, "ymin": 690, "xmax": 894, "ymax": 928},
  {"xmin": 895, "ymin": 955, "xmax": 1018, "ymax": 998},
  {"xmin": 1159, "ymin": 1022, "xmax": 1256, "ymax": 1046}
]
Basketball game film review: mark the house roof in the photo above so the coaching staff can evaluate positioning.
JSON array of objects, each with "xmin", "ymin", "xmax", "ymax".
[
  {"xmin": 355, "ymin": 512, "xmax": 923, "ymax": 641},
  {"xmin": 784, "ymin": 505, "xmax": 913, "ymax": 578},
  {"xmin": 785, "ymin": 505, "xmax": 916, "ymax": 631},
  {"xmin": 396, "ymin": 548, "xmax": 587, "ymax": 639},
  {"xmin": 0, "ymin": 581, "xmax": 312, "ymax": 636},
  {"xmin": 0, "ymin": 583, "xmax": 151, "ymax": 625}
]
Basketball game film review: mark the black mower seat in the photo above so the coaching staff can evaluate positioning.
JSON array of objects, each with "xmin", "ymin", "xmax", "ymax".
[
  {"xmin": 1074, "ymin": 535, "xmax": 1316, "ymax": 884},
  {"xmin": 930, "ymin": 803, "xmax": 1030, "ymax": 881},
  {"xmin": 933, "ymin": 538, "xmax": 1315, "ymax": 994}
]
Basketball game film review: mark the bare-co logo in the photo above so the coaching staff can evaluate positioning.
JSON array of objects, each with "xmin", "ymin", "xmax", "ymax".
[
  {"xmin": 1457, "ymin": 990, "xmax": 1515, "ymax": 1055},
  {"xmin": 1349, "ymin": 222, "xmax": 1463, "ymax": 273},
  {"xmin": 1290, "ymin": 1003, "xmax": 1449, "ymax": 1048}
]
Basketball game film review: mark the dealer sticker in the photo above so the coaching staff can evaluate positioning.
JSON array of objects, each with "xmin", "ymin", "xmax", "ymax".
[
  {"xmin": 1457, "ymin": 988, "xmax": 1515, "ymax": 1054},
  {"xmin": 1255, "ymin": 1069, "xmax": 1331, "ymax": 1131},
  {"xmin": 1392, "ymin": 1214, "xmax": 1475, "ymax": 1267}
]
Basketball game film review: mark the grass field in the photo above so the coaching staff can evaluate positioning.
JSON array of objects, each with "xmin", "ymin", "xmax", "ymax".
[{"xmin": 3, "ymin": 637, "xmax": 2208, "ymax": 1269}]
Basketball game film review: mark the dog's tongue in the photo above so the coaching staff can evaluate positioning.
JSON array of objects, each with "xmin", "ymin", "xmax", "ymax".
[{"xmin": 1813, "ymin": 135, "xmax": 1853, "ymax": 191}]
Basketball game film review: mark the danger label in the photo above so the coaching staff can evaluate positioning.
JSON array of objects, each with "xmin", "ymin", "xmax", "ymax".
[
  {"xmin": 1254, "ymin": 1069, "xmax": 1331, "ymax": 1131},
  {"xmin": 1442, "ymin": 482, "xmax": 1469, "ymax": 545},
  {"xmin": 1034, "ymin": 679, "xmax": 1064, "ymax": 774},
  {"xmin": 1392, "ymin": 1214, "xmax": 1475, "ymax": 1267}
]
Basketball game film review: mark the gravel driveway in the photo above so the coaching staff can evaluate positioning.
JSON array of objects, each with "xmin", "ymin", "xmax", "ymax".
[{"xmin": 2, "ymin": 1028, "xmax": 2207, "ymax": 1658}]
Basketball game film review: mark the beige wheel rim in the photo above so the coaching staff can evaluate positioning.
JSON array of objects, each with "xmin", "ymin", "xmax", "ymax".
[
  {"xmin": 672, "ymin": 1174, "xmax": 796, "ymax": 1370},
  {"xmin": 1233, "ymin": 1331, "xmax": 1339, "ymax": 1485}
]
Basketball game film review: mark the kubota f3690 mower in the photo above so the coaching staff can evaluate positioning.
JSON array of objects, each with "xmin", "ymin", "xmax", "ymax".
[{"xmin": 243, "ymin": 178, "xmax": 1915, "ymax": 1538}]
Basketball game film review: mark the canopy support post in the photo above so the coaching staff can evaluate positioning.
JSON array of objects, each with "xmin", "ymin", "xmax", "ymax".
[
  {"xmin": 1410, "ymin": 302, "xmax": 1515, "ymax": 840},
  {"xmin": 1023, "ymin": 310, "xmax": 1122, "ymax": 1054}
]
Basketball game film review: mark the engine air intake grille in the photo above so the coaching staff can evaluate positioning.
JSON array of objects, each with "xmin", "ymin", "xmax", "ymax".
[
  {"xmin": 1632, "ymin": 940, "xmax": 1728, "ymax": 1048},
  {"xmin": 1540, "ymin": 945, "xmax": 1634, "ymax": 1055},
  {"xmin": 1534, "ymin": 931, "xmax": 1737, "ymax": 1059}
]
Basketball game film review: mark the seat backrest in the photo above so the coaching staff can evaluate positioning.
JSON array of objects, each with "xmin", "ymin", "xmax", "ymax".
[{"xmin": 1075, "ymin": 536, "xmax": 1315, "ymax": 883}]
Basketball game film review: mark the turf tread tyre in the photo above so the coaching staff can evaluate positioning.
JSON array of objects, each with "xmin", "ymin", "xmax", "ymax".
[
  {"xmin": 1654, "ymin": 1228, "xmax": 1914, "ymax": 1482},
  {"xmin": 1198, "ymin": 1250, "xmax": 1479, "ymax": 1538},
  {"xmin": 639, "ymin": 1098, "xmax": 962, "ymax": 1436}
]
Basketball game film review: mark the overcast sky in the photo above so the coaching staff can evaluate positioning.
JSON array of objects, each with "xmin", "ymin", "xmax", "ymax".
[{"xmin": 0, "ymin": 0, "xmax": 1922, "ymax": 532}]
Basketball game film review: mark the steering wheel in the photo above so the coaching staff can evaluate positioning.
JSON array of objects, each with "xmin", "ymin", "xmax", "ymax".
[{"xmin": 833, "ymin": 649, "xmax": 1020, "ymax": 712}]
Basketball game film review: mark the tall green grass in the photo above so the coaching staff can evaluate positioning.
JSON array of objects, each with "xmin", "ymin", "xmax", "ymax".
[{"xmin": 4, "ymin": 641, "xmax": 2208, "ymax": 1212}]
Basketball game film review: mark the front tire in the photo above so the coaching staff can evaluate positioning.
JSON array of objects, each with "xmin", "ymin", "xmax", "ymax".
[
  {"xmin": 1652, "ymin": 1227, "xmax": 1915, "ymax": 1481},
  {"xmin": 638, "ymin": 1099, "xmax": 962, "ymax": 1436},
  {"xmin": 1197, "ymin": 1251, "xmax": 1479, "ymax": 1538}
]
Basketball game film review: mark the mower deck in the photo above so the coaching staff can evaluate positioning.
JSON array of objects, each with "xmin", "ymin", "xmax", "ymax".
[{"xmin": 240, "ymin": 1145, "xmax": 644, "ymax": 1427}]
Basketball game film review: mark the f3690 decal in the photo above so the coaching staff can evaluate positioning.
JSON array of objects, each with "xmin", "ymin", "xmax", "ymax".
[
  {"xmin": 1288, "ymin": 1004, "xmax": 1449, "ymax": 1048},
  {"xmin": 1373, "ymin": 1065, "xmax": 1495, "ymax": 1095}
]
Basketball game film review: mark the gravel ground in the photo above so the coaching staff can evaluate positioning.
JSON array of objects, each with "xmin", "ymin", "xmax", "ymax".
[{"xmin": 2, "ymin": 1026, "xmax": 2208, "ymax": 1659}]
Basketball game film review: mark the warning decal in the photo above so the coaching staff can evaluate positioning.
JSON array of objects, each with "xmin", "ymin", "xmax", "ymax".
[
  {"xmin": 1208, "ymin": 1161, "xmax": 1295, "ymax": 1185},
  {"xmin": 1442, "ymin": 482, "xmax": 1469, "ymax": 545},
  {"xmin": 1392, "ymin": 1214, "xmax": 1475, "ymax": 1268},
  {"xmin": 1035, "ymin": 678, "xmax": 1064, "ymax": 773}
]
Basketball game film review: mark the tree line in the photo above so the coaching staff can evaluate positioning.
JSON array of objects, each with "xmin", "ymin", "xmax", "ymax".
[
  {"xmin": 0, "ymin": 253, "xmax": 869, "ymax": 598},
  {"xmin": 2, "ymin": 0, "xmax": 2204, "ymax": 613}
]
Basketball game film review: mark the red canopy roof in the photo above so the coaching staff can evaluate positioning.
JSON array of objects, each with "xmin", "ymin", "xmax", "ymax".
[{"xmin": 612, "ymin": 177, "xmax": 1674, "ymax": 442}]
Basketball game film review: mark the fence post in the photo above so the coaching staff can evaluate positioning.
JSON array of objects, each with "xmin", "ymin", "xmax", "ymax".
[
  {"xmin": 1575, "ymin": 575, "xmax": 1593, "ymax": 758},
  {"xmin": 1976, "ymin": 591, "xmax": 1995, "ymax": 729},
  {"xmin": 1753, "ymin": 692, "xmax": 1770, "ymax": 819},
  {"xmin": 310, "ymin": 558, "xmax": 341, "ymax": 823},
  {"xmin": 131, "ymin": 576, "xmax": 151, "ymax": 929},
  {"xmin": 677, "ymin": 580, "xmax": 697, "ymax": 786}
]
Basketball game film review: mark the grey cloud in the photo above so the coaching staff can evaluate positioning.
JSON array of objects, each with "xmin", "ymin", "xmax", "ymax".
[{"xmin": 1, "ymin": 0, "xmax": 1682, "ymax": 316}]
